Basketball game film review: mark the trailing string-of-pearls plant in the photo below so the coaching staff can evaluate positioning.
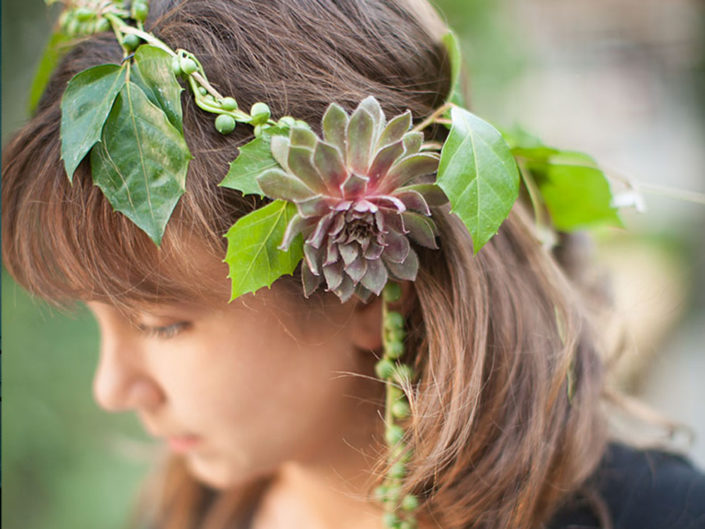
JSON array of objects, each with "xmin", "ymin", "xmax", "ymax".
[{"xmin": 375, "ymin": 282, "xmax": 419, "ymax": 528}]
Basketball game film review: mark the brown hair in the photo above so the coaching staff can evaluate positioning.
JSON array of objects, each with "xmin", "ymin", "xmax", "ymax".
[{"xmin": 2, "ymin": 1, "xmax": 610, "ymax": 528}]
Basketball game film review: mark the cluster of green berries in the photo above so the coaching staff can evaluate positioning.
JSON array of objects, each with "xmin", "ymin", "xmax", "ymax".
[
  {"xmin": 213, "ymin": 102, "xmax": 271, "ymax": 135},
  {"xmin": 169, "ymin": 51, "xmax": 272, "ymax": 135},
  {"xmin": 119, "ymin": 1, "xmax": 148, "ymax": 48},
  {"xmin": 59, "ymin": 6, "xmax": 110, "ymax": 37},
  {"xmin": 374, "ymin": 282, "xmax": 420, "ymax": 529}
]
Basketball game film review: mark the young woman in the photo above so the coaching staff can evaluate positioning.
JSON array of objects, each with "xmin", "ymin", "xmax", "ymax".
[{"xmin": 3, "ymin": 1, "xmax": 704, "ymax": 528}]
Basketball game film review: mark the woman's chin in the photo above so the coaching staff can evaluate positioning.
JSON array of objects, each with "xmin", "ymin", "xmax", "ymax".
[{"xmin": 183, "ymin": 453, "xmax": 265, "ymax": 490}]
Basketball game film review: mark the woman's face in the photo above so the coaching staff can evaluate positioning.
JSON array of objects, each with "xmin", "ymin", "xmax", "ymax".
[{"xmin": 86, "ymin": 274, "xmax": 385, "ymax": 489}]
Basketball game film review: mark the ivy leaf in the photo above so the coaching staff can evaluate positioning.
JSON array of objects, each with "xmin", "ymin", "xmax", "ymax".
[
  {"xmin": 527, "ymin": 152, "xmax": 622, "ymax": 231},
  {"xmin": 505, "ymin": 126, "xmax": 622, "ymax": 230},
  {"xmin": 437, "ymin": 106, "xmax": 520, "ymax": 254},
  {"xmin": 441, "ymin": 31, "xmax": 465, "ymax": 107},
  {"xmin": 90, "ymin": 80, "xmax": 192, "ymax": 246},
  {"xmin": 61, "ymin": 64, "xmax": 127, "ymax": 181},
  {"xmin": 501, "ymin": 125, "xmax": 559, "ymax": 159},
  {"xmin": 28, "ymin": 31, "xmax": 72, "ymax": 114},
  {"xmin": 224, "ymin": 200, "xmax": 304, "ymax": 300},
  {"xmin": 219, "ymin": 125, "xmax": 290, "ymax": 196},
  {"xmin": 131, "ymin": 45, "xmax": 184, "ymax": 133}
]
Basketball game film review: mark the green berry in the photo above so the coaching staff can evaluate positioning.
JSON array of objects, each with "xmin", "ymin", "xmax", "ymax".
[
  {"xmin": 219, "ymin": 97, "xmax": 238, "ymax": 111},
  {"xmin": 401, "ymin": 494, "xmax": 419, "ymax": 511},
  {"xmin": 394, "ymin": 364, "xmax": 414, "ymax": 384},
  {"xmin": 393, "ymin": 446, "xmax": 413, "ymax": 463},
  {"xmin": 391, "ymin": 399, "xmax": 411, "ymax": 419},
  {"xmin": 206, "ymin": 94, "xmax": 216, "ymax": 103},
  {"xmin": 383, "ymin": 512, "xmax": 401, "ymax": 528},
  {"xmin": 389, "ymin": 461, "xmax": 406, "ymax": 479},
  {"xmin": 385, "ymin": 424, "xmax": 404, "ymax": 445},
  {"xmin": 74, "ymin": 7, "xmax": 95, "ymax": 22},
  {"xmin": 198, "ymin": 87, "xmax": 208, "ymax": 96},
  {"xmin": 385, "ymin": 340, "xmax": 404, "ymax": 359},
  {"xmin": 132, "ymin": 1, "xmax": 149, "ymax": 22},
  {"xmin": 375, "ymin": 358, "xmax": 395, "ymax": 379},
  {"xmin": 65, "ymin": 18, "xmax": 80, "ymax": 37},
  {"xmin": 95, "ymin": 18, "xmax": 110, "ymax": 32},
  {"xmin": 73, "ymin": 21, "xmax": 88, "ymax": 35},
  {"xmin": 171, "ymin": 57, "xmax": 182, "ymax": 75},
  {"xmin": 250, "ymin": 102, "xmax": 271, "ymax": 125},
  {"xmin": 122, "ymin": 34, "xmax": 141, "ymax": 51},
  {"xmin": 215, "ymin": 114, "xmax": 236, "ymax": 135},
  {"xmin": 388, "ymin": 385, "xmax": 403, "ymax": 401},
  {"xmin": 75, "ymin": 7, "xmax": 94, "ymax": 21},
  {"xmin": 384, "ymin": 282, "xmax": 402, "ymax": 302},
  {"xmin": 278, "ymin": 116, "xmax": 296, "ymax": 128},
  {"xmin": 180, "ymin": 57, "xmax": 198, "ymax": 75},
  {"xmin": 388, "ymin": 327, "xmax": 407, "ymax": 345},
  {"xmin": 373, "ymin": 485, "xmax": 388, "ymax": 502},
  {"xmin": 385, "ymin": 311, "xmax": 404, "ymax": 330},
  {"xmin": 399, "ymin": 521, "xmax": 417, "ymax": 529},
  {"xmin": 385, "ymin": 484, "xmax": 402, "ymax": 501}
]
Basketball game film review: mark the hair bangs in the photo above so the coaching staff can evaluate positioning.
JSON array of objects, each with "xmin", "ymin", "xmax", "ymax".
[{"xmin": 2, "ymin": 110, "xmax": 229, "ymax": 308}]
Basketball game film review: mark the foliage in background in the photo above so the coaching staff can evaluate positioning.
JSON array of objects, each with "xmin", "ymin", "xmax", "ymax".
[{"xmin": 2, "ymin": 271, "xmax": 150, "ymax": 529}]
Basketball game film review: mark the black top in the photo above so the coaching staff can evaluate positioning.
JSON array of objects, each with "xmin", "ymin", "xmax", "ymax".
[{"xmin": 547, "ymin": 442, "xmax": 705, "ymax": 529}]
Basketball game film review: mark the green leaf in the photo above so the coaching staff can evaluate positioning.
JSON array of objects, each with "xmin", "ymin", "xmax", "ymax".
[
  {"xmin": 436, "ymin": 106, "xmax": 520, "ymax": 254},
  {"xmin": 219, "ymin": 125, "xmax": 290, "ymax": 196},
  {"xmin": 61, "ymin": 64, "xmax": 127, "ymax": 181},
  {"xmin": 527, "ymin": 152, "xmax": 622, "ymax": 231},
  {"xmin": 441, "ymin": 31, "xmax": 465, "ymax": 107},
  {"xmin": 89, "ymin": 80, "xmax": 192, "ymax": 245},
  {"xmin": 504, "ymin": 126, "xmax": 622, "ymax": 230},
  {"xmin": 224, "ymin": 200, "xmax": 304, "ymax": 300},
  {"xmin": 28, "ymin": 31, "xmax": 73, "ymax": 114},
  {"xmin": 502, "ymin": 125, "xmax": 557, "ymax": 153},
  {"xmin": 131, "ymin": 45, "xmax": 184, "ymax": 133}
]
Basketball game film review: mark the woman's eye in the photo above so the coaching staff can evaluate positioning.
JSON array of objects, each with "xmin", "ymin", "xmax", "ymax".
[{"xmin": 138, "ymin": 321, "xmax": 191, "ymax": 340}]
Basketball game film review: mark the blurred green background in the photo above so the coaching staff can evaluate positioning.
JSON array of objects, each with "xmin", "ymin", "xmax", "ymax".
[{"xmin": 2, "ymin": 1, "xmax": 704, "ymax": 528}]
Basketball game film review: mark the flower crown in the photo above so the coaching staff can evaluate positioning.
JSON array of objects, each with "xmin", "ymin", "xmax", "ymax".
[
  {"xmin": 37, "ymin": 1, "xmax": 633, "ymax": 526},
  {"xmin": 45, "ymin": 0, "xmax": 628, "ymax": 305}
]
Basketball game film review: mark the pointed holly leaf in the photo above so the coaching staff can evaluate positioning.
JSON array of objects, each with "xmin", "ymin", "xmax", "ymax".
[
  {"xmin": 28, "ymin": 31, "xmax": 73, "ymax": 114},
  {"xmin": 437, "ymin": 106, "xmax": 520, "ymax": 254},
  {"xmin": 219, "ymin": 125, "xmax": 291, "ymax": 196},
  {"xmin": 224, "ymin": 200, "xmax": 304, "ymax": 300},
  {"xmin": 61, "ymin": 64, "xmax": 127, "ymax": 181},
  {"xmin": 90, "ymin": 80, "xmax": 192, "ymax": 246},
  {"xmin": 441, "ymin": 31, "xmax": 465, "ymax": 107},
  {"xmin": 131, "ymin": 45, "xmax": 184, "ymax": 133}
]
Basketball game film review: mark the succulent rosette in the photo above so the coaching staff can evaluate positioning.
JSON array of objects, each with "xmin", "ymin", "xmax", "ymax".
[{"xmin": 256, "ymin": 96, "xmax": 449, "ymax": 302}]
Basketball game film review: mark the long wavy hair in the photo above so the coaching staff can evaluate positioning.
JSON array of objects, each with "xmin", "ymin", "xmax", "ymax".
[{"xmin": 3, "ymin": 1, "xmax": 612, "ymax": 527}]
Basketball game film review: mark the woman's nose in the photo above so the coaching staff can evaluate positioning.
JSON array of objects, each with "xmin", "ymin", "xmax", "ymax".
[{"xmin": 92, "ymin": 338, "xmax": 164, "ymax": 413}]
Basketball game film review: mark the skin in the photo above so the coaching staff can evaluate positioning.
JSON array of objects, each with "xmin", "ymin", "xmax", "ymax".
[{"xmin": 86, "ymin": 256, "xmax": 409, "ymax": 528}]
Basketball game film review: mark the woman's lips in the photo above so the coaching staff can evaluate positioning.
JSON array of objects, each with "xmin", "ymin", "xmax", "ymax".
[{"xmin": 166, "ymin": 435, "xmax": 202, "ymax": 453}]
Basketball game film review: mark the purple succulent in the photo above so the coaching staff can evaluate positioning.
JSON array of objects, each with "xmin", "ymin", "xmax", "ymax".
[{"xmin": 256, "ymin": 96, "xmax": 448, "ymax": 302}]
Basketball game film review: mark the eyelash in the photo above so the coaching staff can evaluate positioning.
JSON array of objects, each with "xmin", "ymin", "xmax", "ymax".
[{"xmin": 138, "ymin": 322, "xmax": 191, "ymax": 340}]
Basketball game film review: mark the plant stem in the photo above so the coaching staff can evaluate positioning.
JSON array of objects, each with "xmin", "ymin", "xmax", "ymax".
[
  {"xmin": 420, "ymin": 141, "xmax": 443, "ymax": 151},
  {"xmin": 636, "ymin": 182, "xmax": 705, "ymax": 205},
  {"xmin": 516, "ymin": 161, "xmax": 548, "ymax": 231},
  {"xmin": 412, "ymin": 101, "xmax": 454, "ymax": 133},
  {"xmin": 104, "ymin": 13, "xmax": 173, "ymax": 55}
]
